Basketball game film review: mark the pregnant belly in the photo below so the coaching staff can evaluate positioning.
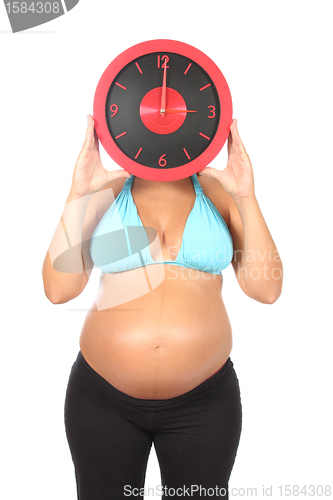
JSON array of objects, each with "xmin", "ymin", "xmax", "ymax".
[{"xmin": 79, "ymin": 267, "xmax": 233, "ymax": 399}]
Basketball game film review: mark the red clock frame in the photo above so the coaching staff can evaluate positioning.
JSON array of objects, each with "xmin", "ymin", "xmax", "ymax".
[{"xmin": 93, "ymin": 39, "xmax": 233, "ymax": 181}]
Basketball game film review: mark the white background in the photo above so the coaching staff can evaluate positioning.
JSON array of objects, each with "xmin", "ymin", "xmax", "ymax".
[{"xmin": 1, "ymin": 1, "xmax": 332, "ymax": 498}]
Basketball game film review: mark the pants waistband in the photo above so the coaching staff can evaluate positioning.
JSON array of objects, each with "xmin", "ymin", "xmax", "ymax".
[{"xmin": 75, "ymin": 350, "xmax": 234, "ymax": 408}]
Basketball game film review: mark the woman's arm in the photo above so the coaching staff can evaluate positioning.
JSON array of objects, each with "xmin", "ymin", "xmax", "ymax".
[
  {"xmin": 198, "ymin": 119, "xmax": 283, "ymax": 304},
  {"xmin": 42, "ymin": 191, "xmax": 95, "ymax": 304},
  {"xmin": 228, "ymin": 193, "xmax": 283, "ymax": 303},
  {"xmin": 42, "ymin": 114, "xmax": 130, "ymax": 304}
]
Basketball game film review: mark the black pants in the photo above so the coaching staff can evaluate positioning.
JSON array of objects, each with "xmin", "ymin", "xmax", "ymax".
[{"xmin": 64, "ymin": 350, "xmax": 242, "ymax": 499}]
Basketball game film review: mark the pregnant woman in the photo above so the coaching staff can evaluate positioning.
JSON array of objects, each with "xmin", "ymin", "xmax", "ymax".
[{"xmin": 42, "ymin": 115, "xmax": 283, "ymax": 500}]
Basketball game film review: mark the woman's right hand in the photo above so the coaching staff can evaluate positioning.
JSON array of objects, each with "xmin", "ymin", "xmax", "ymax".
[{"xmin": 69, "ymin": 114, "xmax": 131, "ymax": 197}]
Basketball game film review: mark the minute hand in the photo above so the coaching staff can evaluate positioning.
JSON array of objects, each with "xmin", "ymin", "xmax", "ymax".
[{"xmin": 164, "ymin": 109, "xmax": 197, "ymax": 114}]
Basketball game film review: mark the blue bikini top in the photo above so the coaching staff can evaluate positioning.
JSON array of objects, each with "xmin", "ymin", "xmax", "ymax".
[{"xmin": 89, "ymin": 174, "xmax": 234, "ymax": 274}]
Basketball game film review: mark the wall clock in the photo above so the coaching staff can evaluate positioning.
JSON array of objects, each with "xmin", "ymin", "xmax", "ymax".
[{"xmin": 93, "ymin": 39, "xmax": 232, "ymax": 181}]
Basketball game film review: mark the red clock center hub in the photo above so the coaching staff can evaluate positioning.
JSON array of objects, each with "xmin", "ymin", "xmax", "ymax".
[{"xmin": 139, "ymin": 87, "xmax": 187, "ymax": 135}]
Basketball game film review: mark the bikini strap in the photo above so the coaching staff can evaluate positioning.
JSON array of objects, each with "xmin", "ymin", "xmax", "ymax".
[
  {"xmin": 122, "ymin": 174, "xmax": 135, "ymax": 190},
  {"xmin": 191, "ymin": 174, "xmax": 204, "ymax": 195}
]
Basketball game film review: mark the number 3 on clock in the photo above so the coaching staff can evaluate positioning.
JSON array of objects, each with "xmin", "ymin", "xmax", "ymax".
[{"xmin": 208, "ymin": 106, "xmax": 215, "ymax": 118}]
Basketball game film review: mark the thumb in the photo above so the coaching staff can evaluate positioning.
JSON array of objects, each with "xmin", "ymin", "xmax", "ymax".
[
  {"xmin": 198, "ymin": 167, "xmax": 219, "ymax": 180},
  {"xmin": 106, "ymin": 169, "xmax": 131, "ymax": 183}
]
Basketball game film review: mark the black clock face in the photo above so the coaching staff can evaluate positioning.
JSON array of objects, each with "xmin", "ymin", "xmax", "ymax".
[{"xmin": 104, "ymin": 52, "xmax": 220, "ymax": 170}]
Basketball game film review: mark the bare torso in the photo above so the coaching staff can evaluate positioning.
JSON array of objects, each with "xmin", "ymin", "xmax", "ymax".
[{"xmin": 79, "ymin": 174, "xmax": 233, "ymax": 399}]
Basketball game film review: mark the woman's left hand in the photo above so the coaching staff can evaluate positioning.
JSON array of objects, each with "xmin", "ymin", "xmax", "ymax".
[{"xmin": 198, "ymin": 119, "xmax": 255, "ymax": 201}]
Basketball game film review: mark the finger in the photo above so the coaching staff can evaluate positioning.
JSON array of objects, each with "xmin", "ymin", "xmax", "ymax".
[
  {"xmin": 227, "ymin": 127, "xmax": 235, "ymax": 156},
  {"xmin": 82, "ymin": 115, "xmax": 95, "ymax": 150},
  {"xmin": 93, "ymin": 127, "xmax": 100, "ymax": 152},
  {"xmin": 107, "ymin": 169, "xmax": 131, "ymax": 182},
  {"xmin": 198, "ymin": 166, "xmax": 220, "ymax": 180},
  {"xmin": 230, "ymin": 119, "xmax": 249, "ymax": 160},
  {"xmin": 83, "ymin": 129, "xmax": 94, "ymax": 151},
  {"xmin": 82, "ymin": 115, "xmax": 92, "ymax": 146},
  {"xmin": 231, "ymin": 119, "xmax": 245, "ymax": 151}
]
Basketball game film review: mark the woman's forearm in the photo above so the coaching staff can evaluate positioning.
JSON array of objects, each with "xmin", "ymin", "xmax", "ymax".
[
  {"xmin": 233, "ymin": 195, "xmax": 283, "ymax": 303},
  {"xmin": 42, "ymin": 191, "xmax": 93, "ymax": 304}
]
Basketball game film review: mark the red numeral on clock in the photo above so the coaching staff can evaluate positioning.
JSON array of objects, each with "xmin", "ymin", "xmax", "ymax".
[
  {"xmin": 208, "ymin": 106, "xmax": 215, "ymax": 118},
  {"xmin": 110, "ymin": 104, "xmax": 119, "ymax": 117},
  {"xmin": 159, "ymin": 154, "xmax": 167, "ymax": 167},
  {"xmin": 157, "ymin": 55, "xmax": 169, "ymax": 69}
]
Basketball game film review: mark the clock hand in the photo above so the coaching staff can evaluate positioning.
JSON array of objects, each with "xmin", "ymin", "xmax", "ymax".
[
  {"xmin": 160, "ymin": 63, "xmax": 167, "ymax": 116},
  {"xmin": 164, "ymin": 109, "xmax": 197, "ymax": 114}
]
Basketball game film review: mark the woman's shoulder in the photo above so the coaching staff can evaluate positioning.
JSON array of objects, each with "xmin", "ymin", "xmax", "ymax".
[
  {"xmin": 90, "ymin": 175, "xmax": 129, "ymax": 223},
  {"xmin": 99, "ymin": 174, "xmax": 129, "ymax": 193},
  {"xmin": 197, "ymin": 173, "xmax": 232, "ymax": 227}
]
